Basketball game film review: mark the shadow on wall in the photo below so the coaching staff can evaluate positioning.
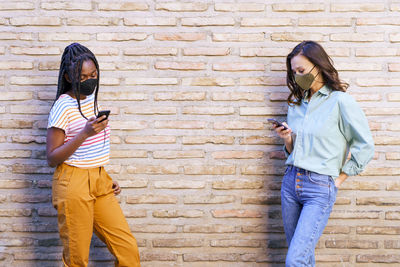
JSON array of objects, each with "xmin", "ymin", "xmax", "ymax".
[
  {"xmin": 3, "ymin": 106, "xmax": 116, "ymax": 266},
  {"xmin": 4, "ymin": 98, "xmax": 289, "ymax": 266}
]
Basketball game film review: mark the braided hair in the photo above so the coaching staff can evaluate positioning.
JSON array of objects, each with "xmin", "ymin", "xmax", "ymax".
[{"xmin": 54, "ymin": 43, "xmax": 100, "ymax": 119}]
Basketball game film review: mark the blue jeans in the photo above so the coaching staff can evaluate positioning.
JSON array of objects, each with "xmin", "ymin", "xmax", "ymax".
[{"xmin": 281, "ymin": 165, "xmax": 338, "ymax": 267}]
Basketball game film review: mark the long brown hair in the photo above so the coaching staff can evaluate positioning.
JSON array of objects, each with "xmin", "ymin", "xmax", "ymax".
[{"xmin": 286, "ymin": 41, "xmax": 348, "ymax": 105}]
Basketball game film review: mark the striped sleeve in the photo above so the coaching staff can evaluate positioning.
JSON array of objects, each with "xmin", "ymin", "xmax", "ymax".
[{"xmin": 47, "ymin": 98, "xmax": 69, "ymax": 131}]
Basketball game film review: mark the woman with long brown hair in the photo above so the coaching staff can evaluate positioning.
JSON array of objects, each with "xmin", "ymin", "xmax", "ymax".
[{"xmin": 273, "ymin": 41, "xmax": 374, "ymax": 266}]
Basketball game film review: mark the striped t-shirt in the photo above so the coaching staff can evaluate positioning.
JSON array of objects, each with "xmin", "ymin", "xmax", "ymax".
[{"xmin": 47, "ymin": 93, "xmax": 110, "ymax": 168}]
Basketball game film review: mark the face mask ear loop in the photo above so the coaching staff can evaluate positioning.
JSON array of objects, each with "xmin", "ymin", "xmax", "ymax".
[
  {"xmin": 306, "ymin": 64, "xmax": 320, "ymax": 85},
  {"xmin": 310, "ymin": 65, "xmax": 321, "ymax": 81},
  {"xmin": 309, "ymin": 64, "xmax": 316, "ymax": 74}
]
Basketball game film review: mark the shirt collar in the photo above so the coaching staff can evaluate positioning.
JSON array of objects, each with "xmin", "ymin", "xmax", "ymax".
[
  {"xmin": 303, "ymin": 84, "xmax": 330, "ymax": 103},
  {"xmin": 318, "ymin": 85, "xmax": 330, "ymax": 96}
]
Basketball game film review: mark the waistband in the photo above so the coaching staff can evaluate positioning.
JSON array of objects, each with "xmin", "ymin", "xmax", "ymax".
[
  {"xmin": 287, "ymin": 165, "xmax": 332, "ymax": 178},
  {"xmin": 287, "ymin": 165, "xmax": 312, "ymax": 176},
  {"xmin": 60, "ymin": 163, "xmax": 102, "ymax": 169}
]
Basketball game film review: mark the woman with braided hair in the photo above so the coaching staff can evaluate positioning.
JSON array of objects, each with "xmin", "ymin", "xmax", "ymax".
[{"xmin": 46, "ymin": 43, "xmax": 140, "ymax": 267}]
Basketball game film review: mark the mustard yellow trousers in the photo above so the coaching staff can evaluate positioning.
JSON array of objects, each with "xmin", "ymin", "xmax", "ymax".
[{"xmin": 52, "ymin": 163, "xmax": 140, "ymax": 267}]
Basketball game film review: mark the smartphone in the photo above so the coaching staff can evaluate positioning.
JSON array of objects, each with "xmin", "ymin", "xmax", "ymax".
[
  {"xmin": 268, "ymin": 118, "xmax": 288, "ymax": 130},
  {"xmin": 97, "ymin": 110, "xmax": 110, "ymax": 123}
]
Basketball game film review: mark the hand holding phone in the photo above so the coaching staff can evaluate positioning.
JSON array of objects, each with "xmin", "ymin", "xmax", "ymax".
[
  {"xmin": 97, "ymin": 110, "xmax": 110, "ymax": 123},
  {"xmin": 268, "ymin": 118, "xmax": 288, "ymax": 130}
]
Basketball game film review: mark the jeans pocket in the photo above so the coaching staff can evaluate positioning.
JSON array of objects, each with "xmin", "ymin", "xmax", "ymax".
[{"xmin": 308, "ymin": 172, "xmax": 330, "ymax": 187}]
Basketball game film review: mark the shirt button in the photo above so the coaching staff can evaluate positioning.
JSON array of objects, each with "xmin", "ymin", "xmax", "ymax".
[
  {"xmin": 296, "ymin": 179, "xmax": 300, "ymax": 182},
  {"xmin": 296, "ymin": 185, "xmax": 301, "ymax": 188},
  {"xmin": 296, "ymin": 173, "xmax": 301, "ymax": 176}
]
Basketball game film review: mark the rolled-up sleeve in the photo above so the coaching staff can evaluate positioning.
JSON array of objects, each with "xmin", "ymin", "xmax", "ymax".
[{"xmin": 339, "ymin": 94, "xmax": 374, "ymax": 176}]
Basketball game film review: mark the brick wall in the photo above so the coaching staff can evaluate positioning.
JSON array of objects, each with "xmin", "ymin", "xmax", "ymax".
[{"xmin": 0, "ymin": 1, "xmax": 399, "ymax": 266}]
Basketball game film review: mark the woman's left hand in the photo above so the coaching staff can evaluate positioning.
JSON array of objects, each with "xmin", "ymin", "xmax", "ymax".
[
  {"xmin": 335, "ymin": 172, "xmax": 348, "ymax": 188},
  {"xmin": 112, "ymin": 180, "xmax": 121, "ymax": 195}
]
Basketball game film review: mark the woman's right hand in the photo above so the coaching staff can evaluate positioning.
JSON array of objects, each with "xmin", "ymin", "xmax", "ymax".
[
  {"xmin": 273, "ymin": 122, "xmax": 293, "ymax": 153},
  {"xmin": 273, "ymin": 122, "xmax": 292, "ymax": 142},
  {"xmin": 82, "ymin": 116, "xmax": 109, "ymax": 138}
]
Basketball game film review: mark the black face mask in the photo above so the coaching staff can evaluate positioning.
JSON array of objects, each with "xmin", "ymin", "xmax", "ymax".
[{"xmin": 80, "ymin": 78, "xmax": 97, "ymax": 95}]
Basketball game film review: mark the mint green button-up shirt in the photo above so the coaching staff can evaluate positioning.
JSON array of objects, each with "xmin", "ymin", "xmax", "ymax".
[{"xmin": 284, "ymin": 85, "xmax": 374, "ymax": 179}]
